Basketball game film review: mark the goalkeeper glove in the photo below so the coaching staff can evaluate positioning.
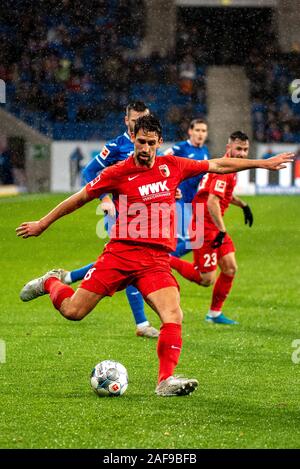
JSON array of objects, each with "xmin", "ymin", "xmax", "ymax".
[
  {"xmin": 211, "ymin": 231, "xmax": 226, "ymax": 248},
  {"xmin": 242, "ymin": 205, "xmax": 253, "ymax": 227}
]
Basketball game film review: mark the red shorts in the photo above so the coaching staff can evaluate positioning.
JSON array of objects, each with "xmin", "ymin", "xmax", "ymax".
[
  {"xmin": 79, "ymin": 241, "xmax": 179, "ymax": 297},
  {"xmin": 193, "ymin": 232, "xmax": 235, "ymax": 273}
]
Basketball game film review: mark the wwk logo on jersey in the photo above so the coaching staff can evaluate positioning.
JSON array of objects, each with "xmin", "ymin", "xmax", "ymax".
[
  {"xmin": 138, "ymin": 180, "xmax": 169, "ymax": 197},
  {"xmin": 159, "ymin": 164, "xmax": 170, "ymax": 177},
  {"xmin": 214, "ymin": 180, "xmax": 226, "ymax": 193},
  {"xmin": 100, "ymin": 146, "xmax": 110, "ymax": 160}
]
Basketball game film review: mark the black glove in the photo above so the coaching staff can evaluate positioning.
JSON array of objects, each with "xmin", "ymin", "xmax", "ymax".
[
  {"xmin": 242, "ymin": 205, "xmax": 253, "ymax": 227},
  {"xmin": 211, "ymin": 231, "xmax": 226, "ymax": 248}
]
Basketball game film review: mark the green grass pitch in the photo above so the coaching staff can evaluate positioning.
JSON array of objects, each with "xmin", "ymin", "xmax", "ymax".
[{"xmin": 1, "ymin": 193, "xmax": 300, "ymax": 449}]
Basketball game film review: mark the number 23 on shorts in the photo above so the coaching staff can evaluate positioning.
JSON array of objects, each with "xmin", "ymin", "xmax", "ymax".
[{"xmin": 203, "ymin": 252, "xmax": 217, "ymax": 268}]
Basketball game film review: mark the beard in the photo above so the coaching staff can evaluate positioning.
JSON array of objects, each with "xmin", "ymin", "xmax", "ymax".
[{"xmin": 136, "ymin": 152, "xmax": 152, "ymax": 166}]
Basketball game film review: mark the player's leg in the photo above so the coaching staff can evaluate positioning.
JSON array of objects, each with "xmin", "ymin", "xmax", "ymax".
[
  {"xmin": 61, "ymin": 263, "xmax": 158, "ymax": 336},
  {"xmin": 170, "ymin": 256, "xmax": 204, "ymax": 284},
  {"xmin": 20, "ymin": 269, "xmax": 104, "ymax": 319},
  {"xmin": 60, "ymin": 269, "xmax": 159, "ymax": 338},
  {"xmin": 125, "ymin": 285, "xmax": 159, "ymax": 338},
  {"xmin": 106, "ymin": 210, "xmax": 158, "ymax": 339},
  {"xmin": 145, "ymin": 286, "xmax": 198, "ymax": 396},
  {"xmin": 64, "ymin": 269, "xmax": 158, "ymax": 337},
  {"xmin": 171, "ymin": 199, "xmax": 192, "ymax": 258},
  {"xmin": 63, "ymin": 262, "xmax": 95, "ymax": 284},
  {"xmin": 47, "ymin": 282, "xmax": 103, "ymax": 320},
  {"xmin": 207, "ymin": 250, "xmax": 238, "ymax": 325},
  {"xmin": 169, "ymin": 245, "xmax": 216, "ymax": 287},
  {"xmin": 171, "ymin": 238, "xmax": 191, "ymax": 258}
]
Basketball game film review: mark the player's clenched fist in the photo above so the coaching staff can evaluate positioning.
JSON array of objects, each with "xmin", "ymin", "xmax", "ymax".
[{"xmin": 16, "ymin": 221, "xmax": 45, "ymax": 238}]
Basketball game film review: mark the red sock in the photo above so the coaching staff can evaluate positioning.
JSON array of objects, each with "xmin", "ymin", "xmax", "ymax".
[
  {"xmin": 44, "ymin": 277, "xmax": 74, "ymax": 310},
  {"xmin": 210, "ymin": 272, "xmax": 234, "ymax": 312},
  {"xmin": 157, "ymin": 323, "xmax": 182, "ymax": 383},
  {"xmin": 170, "ymin": 257, "xmax": 202, "ymax": 284}
]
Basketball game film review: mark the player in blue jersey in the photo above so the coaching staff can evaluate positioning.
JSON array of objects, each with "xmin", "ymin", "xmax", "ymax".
[
  {"xmin": 166, "ymin": 119, "xmax": 210, "ymax": 258},
  {"xmin": 62, "ymin": 101, "xmax": 159, "ymax": 338}
]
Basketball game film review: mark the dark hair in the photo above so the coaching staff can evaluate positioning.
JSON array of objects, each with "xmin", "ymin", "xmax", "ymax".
[
  {"xmin": 229, "ymin": 131, "xmax": 249, "ymax": 142},
  {"xmin": 126, "ymin": 101, "xmax": 148, "ymax": 116},
  {"xmin": 189, "ymin": 118, "xmax": 207, "ymax": 129},
  {"xmin": 134, "ymin": 114, "xmax": 163, "ymax": 139}
]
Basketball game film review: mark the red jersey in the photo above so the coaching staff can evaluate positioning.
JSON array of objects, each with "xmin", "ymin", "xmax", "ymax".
[
  {"xmin": 86, "ymin": 154, "xmax": 209, "ymax": 251},
  {"xmin": 193, "ymin": 172, "xmax": 237, "ymax": 230}
]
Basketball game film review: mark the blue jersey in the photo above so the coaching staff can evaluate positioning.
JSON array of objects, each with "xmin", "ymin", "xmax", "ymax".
[
  {"xmin": 168, "ymin": 140, "xmax": 210, "ymax": 203},
  {"xmin": 83, "ymin": 132, "xmax": 133, "ymax": 183}
]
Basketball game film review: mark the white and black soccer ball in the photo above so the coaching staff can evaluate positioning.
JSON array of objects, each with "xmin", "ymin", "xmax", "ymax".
[{"xmin": 90, "ymin": 360, "xmax": 128, "ymax": 397}]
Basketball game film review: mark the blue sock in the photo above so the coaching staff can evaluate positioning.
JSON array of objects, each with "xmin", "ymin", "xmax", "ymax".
[
  {"xmin": 125, "ymin": 285, "xmax": 147, "ymax": 326},
  {"xmin": 70, "ymin": 262, "xmax": 95, "ymax": 283}
]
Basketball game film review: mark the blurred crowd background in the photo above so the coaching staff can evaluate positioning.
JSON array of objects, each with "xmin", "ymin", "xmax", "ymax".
[{"xmin": 0, "ymin": 0, "xmax": 300, "ymax": 186}]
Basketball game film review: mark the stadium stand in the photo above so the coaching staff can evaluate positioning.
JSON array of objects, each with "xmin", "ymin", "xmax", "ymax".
[
  {"xmin": 1, "ymin": 1, "xmax": 299, "ymax": 146},
  {"xmin": 245, "ymin": 38, "xmax": 300, "ymax": 143},
  {"xmin": 0, "ymin": 0, "xmax": 207, "ymax": 142}
]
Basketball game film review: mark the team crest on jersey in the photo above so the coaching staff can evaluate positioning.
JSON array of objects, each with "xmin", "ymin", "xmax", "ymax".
[
  {"xmin": 214, "ymin": 180, "xmax": 226, "ymax": 193},
  {"xmin": 100, "ymin": 146, "xmax": 110, "ymax": 160},
  {"xmin": 159, "ymin": 164, "xmax": 170, "ymax": 177}
]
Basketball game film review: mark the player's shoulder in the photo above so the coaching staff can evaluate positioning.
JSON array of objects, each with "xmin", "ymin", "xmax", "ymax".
[
  {"xmin": 106, "ymin": 133, "xmax": 126, "ymax": 148},
  {"xmin": 172, "ymin": 140, "xmax": 187, "ymax": 152},
  {"xmin": 158, "ymin": 154, "xmax": 180, "ymax": 166},
  {"xmin": 107, "ymin": 157, "xmax": 127, "ymax": 172},
  {"xmin": 209, "ymin": 171, "xmax": 232, "ymax": 190},
  {"xmin": 98, "ymin": 157, "xmax": 126, "ymax": 178},
  {"xmin": 201, "ymin": 144, "xmax": 210, "ymax": 157},
  {"xmin": 210, "ymin": 170, "xmax": 230, "ymax": 181}
]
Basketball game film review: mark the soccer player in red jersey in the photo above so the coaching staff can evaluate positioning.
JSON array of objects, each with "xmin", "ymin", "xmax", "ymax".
[
  {"xmin": 16, "ymin": 116, "xmax": 294, "ymax": 396},
  {"xmin": 170, "ymin": 131, "xmax": 254, "ymax": 325}
]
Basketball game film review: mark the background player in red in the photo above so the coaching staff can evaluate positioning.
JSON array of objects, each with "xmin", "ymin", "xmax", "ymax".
[
  {"xmin": 16, "ymin": 116, "xmax": 294, "ymax": 396},
  {"xmin": 170, "ymin": 131, "xmax": 254, "ymax": 324}
]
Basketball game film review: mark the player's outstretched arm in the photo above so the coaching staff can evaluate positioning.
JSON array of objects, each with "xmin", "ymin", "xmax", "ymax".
[
  {"xmin": 16, "ymin": 187, "xmax": 90, "ymax": 239},
  {"xmin": 208, "ymin": 152, "xmax": 295, "ymax": 174}
]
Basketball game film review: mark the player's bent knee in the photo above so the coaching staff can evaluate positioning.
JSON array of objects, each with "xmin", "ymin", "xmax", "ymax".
[
  {"xmin": 223, "ymin": 265, "xmax": 237, "ymax": 276},
  {"xmin": 161, "ymin": 306, "xmax": 183, "ymax": 324},
  {"xmin": 200, "ymin": 274, "xmax": 215, "ymax": 287},
  {"xmin": 62, "ymin": 306, "xmax": 86, "ymax": 321},
  {"xmin": 201, "ymin": 279, "xmax": 214, "ymax": 287}
]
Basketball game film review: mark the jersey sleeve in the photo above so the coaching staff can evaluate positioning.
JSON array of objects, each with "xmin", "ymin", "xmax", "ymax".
[
  {"xmin": 175, "ymin": 157, "xmax": 209, "ymax": 181},
  {"xmin": 170, "ymin": 144, "xmax": 182, "ymax": 156},
  {"xmin": 85, "ymin": 167, "xmax": 116, "ymax": 200},
  {"xmin": 97, "ymin": 141, "xmax": 120, "ymax": 166},
  {"xmin": 82, "ymin": 141, "xmax": 119, "ymax": 183},
  {"xmin": 82, "ymin": 157, "xmax": 103, "ymax": 183},
  {"xmin": 208, "ymin": 174, "xmax": 228, "ymax": 199}
]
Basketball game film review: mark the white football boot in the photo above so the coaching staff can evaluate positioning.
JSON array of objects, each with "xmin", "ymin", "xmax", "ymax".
[
  {"xmin": 20, "ymin": 269, "xmax": 67, "ymax": 302},
  {"xmin": 155, "ymin": 376, "xmax": 199, "ymax": 396}
]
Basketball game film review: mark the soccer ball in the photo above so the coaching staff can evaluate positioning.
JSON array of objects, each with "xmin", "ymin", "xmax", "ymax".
[{"xmin": 90, "ymin": 360, "xmax": 128, "ymax": 397}]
